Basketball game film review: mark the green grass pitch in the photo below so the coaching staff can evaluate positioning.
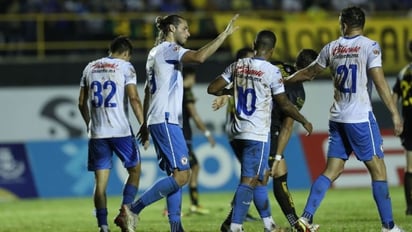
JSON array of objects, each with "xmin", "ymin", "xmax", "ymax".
[{"xmin": 1, "ymin": 187, "xmax": 410, "ymax": 232}]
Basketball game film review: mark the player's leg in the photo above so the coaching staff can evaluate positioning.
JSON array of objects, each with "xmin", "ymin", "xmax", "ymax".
[
  {"xmin": 272, "ymin": 156, "xmax": 300, "ymax": 227},
  {"xmin": 253, "ymin": 170, "xmax": 279, "ymax": 231},
  {"xmin": 297, "ymin": 121, "xmax": 347, "ymax": 231},
  {"xmin": 230, "ymin": 139, "xmax": 268, "ymax": 231},
  {"xmin": 94, "ymin": 169, "xmax": 110, "ymax": 232},
  {"xmin": 352, "ymin": 113, "xmax": 402, "ymax": 231},
  {"xmin": 269, "ymin": 125, "xmax": 298, "ymax": 226},
  {"xmin": 405, "ymin": 149, "xmax": 412, "ymax": 215},
  {"xmin": 187, "ymin": 148, "xmax": 208, "ymax": 214},
  {"xmin": 129, "ymin": 123, "xmax": 190, "ymax": 231},
  {"xmin": 112, "ymin": 136, "xmax": 141, "ymax": 207},
  {"xmin": 402, "ymin": 129, "xmax": 412, "ymax": 215},
  {"xmin": 88, "ymin": 138, "xmax": 113, "ymax": 232}
]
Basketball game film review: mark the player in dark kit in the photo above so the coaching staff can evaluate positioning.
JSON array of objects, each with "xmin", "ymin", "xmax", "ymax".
[
  {"xmin": 392, "ymin": 40, "xmax": 412, "ymax": 216},
  {"xmin": 269, "ymin": 49, "xmax": 318, "ymax": 232}
]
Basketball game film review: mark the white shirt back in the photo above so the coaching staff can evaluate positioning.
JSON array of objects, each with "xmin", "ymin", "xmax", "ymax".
[
  {"xmin": 80, "ymin": 57, "xmax": 137, "ymax": 138},
  {"xmin": 317, "ymin": 35, "xmax": 382, "ymax": 123},
  {"xmin": 145, "ymin": 41, "xmax": 189, "ymax": 126},
  {"xmin": 221, "ymin": 58, "xmax": 285, "ymax": 142}
]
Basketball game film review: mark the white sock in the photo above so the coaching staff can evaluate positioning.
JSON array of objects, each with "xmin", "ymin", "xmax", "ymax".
[
  {"xmin": 230, "ymin": 223, "xmax": 243, "ymax": 232},
  {"xmin": 262, "ymin": 216, "xmax": 275, "ymax": 229}
]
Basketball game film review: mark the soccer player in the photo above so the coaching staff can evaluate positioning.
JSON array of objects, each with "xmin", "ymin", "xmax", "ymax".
[
  {"xmin": 269, "ymin": 48, "xmax": 318, "ymax": 231},
  {"xmin": 114, "ymin": 14, "xmax": 239, "ymax": 232},
  {"xmin": 212, "ymin": 47, "xmax": 260, "ymax": 224},
  {"xmin": 182, "ymin": 66, "xmax": 216, "ymax": 215},
  {"xmin": 392, "ymin": 39, "xmax": 412, "ymax": 216},
  {"xmin": 214, "ymin": 49, "xmax": 318, "ymax": 232},
  {"xmin": 284, "ymin": 6, "xmax": 404, "ymax": 232},
  {"xmin": 77, "ymin": 36, "xmax": 147, "ymax": 232},
  {"xmin": 208, "ymin": 30, "xmax": 313, "ymax": 232}
]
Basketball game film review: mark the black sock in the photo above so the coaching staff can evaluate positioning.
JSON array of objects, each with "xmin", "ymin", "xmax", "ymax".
[
  {"xmin": 273, "ymin": 173, "xmax": 298, "ymax": 225},
  {"xmin": 189, "ymin": 187, "xmax": 198, "ymax": 206},
  {"xmin": 405, "ymin": 172, "xmax": 412, "ymax": 208}
]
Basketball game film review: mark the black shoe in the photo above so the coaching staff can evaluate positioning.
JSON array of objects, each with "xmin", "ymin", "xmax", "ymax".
[
  {"xmin": 244, "ymin": 213, "xmax": 259, "ymax": 222},
  {"xmin": 220, "ymin": 220, "xmax": 230, "ymax": 232}
]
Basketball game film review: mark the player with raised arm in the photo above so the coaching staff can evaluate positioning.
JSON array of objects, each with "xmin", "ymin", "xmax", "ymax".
[
  {"xmin": 78, "ymin": 36, "xmax": 147, "ymax": 232},
  {"xmin": 392, "ymin": 40, "xmax": 412, "ymax": 216},
  {"xmin": 208, "ymin": 30, "xmax": 313, "ymax": 232},
  {"xmin": 114, "ymin": 14, "xmax": 239, "ymax": 232},
  {"xmin": 285, "ymin": 6, "xmax": 404, "ymax": 232}
]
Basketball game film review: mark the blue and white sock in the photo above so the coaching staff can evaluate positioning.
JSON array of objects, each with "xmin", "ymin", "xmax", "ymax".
[
  {"xmin": 372, "ymin": 180, "xmax": 394, "ymax": 229},
  {"xmin": 130, "ymin": 176, "xmax": 179, "ymax": 214},
  {"xmin": 232, "ymin": 184, "xmax": 253, "ymax": 224},
  {"xmin": 303, "ymin": 175, "xmax": 331, "ymax": 222}
]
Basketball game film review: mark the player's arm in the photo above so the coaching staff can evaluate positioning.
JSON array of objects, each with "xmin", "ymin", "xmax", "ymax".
[
  {"xmin": 186, "ymin": 102, "xmax": 216, "ymax": 147},
  {"xmin": 207, "ymin": 76, "xmax": 232, "ymax": 96},
  {"xmin": 137, "ymin": 83, "xmax": 151, "ymax": 148},
  {"xmin": 369, "ymin": 67, "xmax": 403, "ymax": 136},
  {"xmin": 181, "ymin": 14, "xmax": 239, "ymax": 64},
  {"xmin": 274, "ymin": 93, "xmax": 312, "ymax": 135},
  {"xmin": 276, "ymin": 116, "xmax": 295, "ymax": 156},
  {"xmin": 284, "ymin": 62, "xmax": 324, "ymax": 83},
  {"xmin": 78, "ymin": 86, "xmax": 90, "ymax": 130},
  {"xmin": 126, "ymin": 84, "xmax": 144, "ymax": 125}
]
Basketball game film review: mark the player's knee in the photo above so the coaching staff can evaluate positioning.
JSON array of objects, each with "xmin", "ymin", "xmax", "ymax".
[{"xmin": 173, "ymin": 169, "xmax": 191, "ymax": 186}]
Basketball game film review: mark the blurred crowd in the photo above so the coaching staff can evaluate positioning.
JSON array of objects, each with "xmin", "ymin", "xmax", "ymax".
[
  {"xmin": 1, "ymin": 0, "xmax": 411, "ymax": 57},
  {"xmin": 1, "ymin": 0, "xmax": 412, "ymax": 14}
]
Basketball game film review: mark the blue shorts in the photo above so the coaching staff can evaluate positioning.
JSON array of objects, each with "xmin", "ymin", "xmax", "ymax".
[
  {"xmin": 327, "ymin": 112, "xmax": 383, "ymax": 161},
  {"xmin": 231, "ymin": 138, "xmax": 270, "ymax": 181},
  {"xmin": 88, "ymin": 135, "xmax": 140, "ymax": 171},
  {"xmin": 149, "ymin": 122, "xmax": 190, "ymax": 175}
]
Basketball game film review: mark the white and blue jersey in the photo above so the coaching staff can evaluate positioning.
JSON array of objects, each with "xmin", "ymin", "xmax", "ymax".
[
  {"xmin": 145, "ymin": 41, "xmax": 190, "ymax": 173},
  {"xmin": 80, "ymin": 56, "xmax": 137, "ymax": 138},
  {"xmin": 317, "ymin": 35, "xmax": 384, "ymax": 160},
  {"xmin": 317, "ymin": 35, "xmax": 382, "ymax": 123},
  {"xmin": 221, "ymin": 57, "xmax": 285, "ymax": 179},
  {"xmin": 80, "ymin": 56, "xmax": 140, "ymax": 170},
  {"xmin": 145, "ymin": 41, "xmax": 189, "ymax": 126},
  {"xmin": 221, "ymin": 57, "xmax": 285, "ymax": 142}
]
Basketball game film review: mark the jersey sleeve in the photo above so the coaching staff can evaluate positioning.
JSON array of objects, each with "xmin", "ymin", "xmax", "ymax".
[
  {"xmin": 367, "ymin": 41, "xmax": 382, "ymax": 69},
  {"xmin": 316, "ymin": 43, "xmax": 331, "ymax": 68},
  {"xmin": 270, "ymin": 66, "xmax": 285, "ymax": 95},
  {"xmin": 124, "ymin": 62, "xmax": 137, "ymax": 85},
  {"xmin": 221, "ymin": 62, "xmax": 235, "ymax": 83}
]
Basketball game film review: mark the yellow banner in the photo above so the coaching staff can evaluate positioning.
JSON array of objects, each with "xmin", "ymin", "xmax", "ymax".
[{"xmin": 213, "ymin": 15, "xmax": 412, "ymax": 75}]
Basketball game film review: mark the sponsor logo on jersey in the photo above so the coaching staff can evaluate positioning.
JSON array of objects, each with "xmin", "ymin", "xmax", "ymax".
[{"xmin": 332, "ymin": 45, "xmax": 361, "ymax": 56}]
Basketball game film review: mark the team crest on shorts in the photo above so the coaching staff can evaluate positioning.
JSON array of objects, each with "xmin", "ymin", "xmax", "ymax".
[{"xmin": 181, "ymin": 157, "xmax": 188, "ymax": 165}]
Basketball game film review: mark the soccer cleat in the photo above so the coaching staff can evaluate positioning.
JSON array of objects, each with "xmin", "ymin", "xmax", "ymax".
[
  {"xmin": 189, "ymin": 205, "xmax": 210, "ymax": 215},
  {"xmin": 114, "ymin": 205, "xmax": 136, "ymax": 232},
  {"xmin": 294, "ymin": 217, "xmax": 319, "ymax": 232},
  {"xmin": 381, "ymin": 225, "xmax": 405, "ymax": 232},
  {"xmin": 220, "ymin": 220, "xmax": 230, "ymax": 232}
]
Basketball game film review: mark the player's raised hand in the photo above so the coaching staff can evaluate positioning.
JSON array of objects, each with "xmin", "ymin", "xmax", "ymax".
[{"xmin": 223, "ymin": 14, "xmax": 240, "ymax": 35}]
